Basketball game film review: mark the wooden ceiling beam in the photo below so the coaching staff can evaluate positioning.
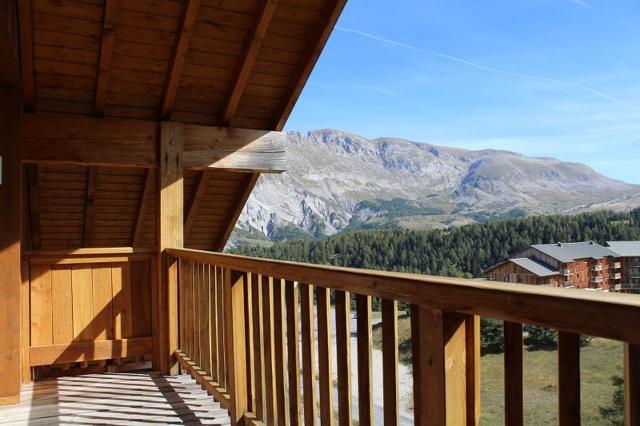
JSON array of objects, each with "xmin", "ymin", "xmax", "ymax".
[
  {"xmin": 160, "ymin": 0, "xmax": 201, "ymax": 119},
  {"xmin": 22, "ymin": 113, "xmax": 286, "ymax": 172},
  {"xmin": 221, "ymin": 0, "xmax": 278, "ymax": 126},
  {"xmin": 272, "ymin": 0, "xmax": 347, "ymax": 131},
  {"xmin": 213, "ymin": 172, "xmax": 259, "ymax": 251},
  {"xmin": 185, "ymin": 171, "xmax": 210, "ymax": 236},
  {"xmin": 94, "ymin": 0, "xmax": 121, "ymax": 116},
  {"xmin": 18, "ymin": 0, "xmax": 35, "ymax": 110}
]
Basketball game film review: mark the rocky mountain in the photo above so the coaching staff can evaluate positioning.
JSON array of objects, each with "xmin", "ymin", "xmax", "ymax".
[{"xmin": 231, "ymin": 129, "xmax": 640, "ymax": 244}]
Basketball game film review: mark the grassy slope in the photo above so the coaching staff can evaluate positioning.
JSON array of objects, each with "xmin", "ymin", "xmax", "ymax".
[{"xmin": 372, "ymin": 316, "xmax": 623, "ymax": 425}]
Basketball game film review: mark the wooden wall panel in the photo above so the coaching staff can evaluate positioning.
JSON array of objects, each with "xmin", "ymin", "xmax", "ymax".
[{"xmin": 29, "ymin": 257, "xmax": 153, "ymax": 366}]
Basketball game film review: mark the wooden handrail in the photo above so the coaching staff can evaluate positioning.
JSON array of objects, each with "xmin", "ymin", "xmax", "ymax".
[
  {"xmin": 166, "ymin": 247, "xmax": 640, "ymax": 345},
  {"xmin": 168, "ymin": 247, "xmax": 640, "ymax": 426}
]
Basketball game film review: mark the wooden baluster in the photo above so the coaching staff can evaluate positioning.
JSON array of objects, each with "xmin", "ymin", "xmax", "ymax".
[
  {"xmin": 382, "ymin": 298, "xmax": 398, "ymax": 426},
  {"xmin": 251, "ymin": 274, "xmax": 265, "ymax": 421},
  {"xmin": 210, "ymin": 265, "xmax": 218, "ymax": 383},
  {"xmin": 262, "ymin": 276, "xmax": 277, "ymax": 424},
  {"xmin": 200, "ymin": 263, "xmax": 211, "ymax": 376},
  {"xmin": 412, "ymin": 306, "xmax": 470, "ymax": 425},
  {"xmin": 273, "ymin": 278, "xmax": 288, "ymax": 425},
  {"xmin": 183, "ymin": 261, "xmax": 193, "ymax": 359},
  {"xmin": 286, "ymin": 280, "xmax": 302, "ymax": 426},
  {"xmin": 244, "ymin": 272, "xmax": 254, "ymax": 413},
  {"xmin": 558, "ymin": 331, "xmax": 580, "ymax": 425},
  {"xmin": 216, "ymin": 266, "xmax": 226, "ymax": 389},
  {"xmin": 300, "ymin": 284, "xmax": 318, "ymax": 426},
  {"xmin": 504, "ymin": 321, "xmax": 524, "ymax": 426},
  {"xmin": 317, "ymin": 287, "xmax": 335, "ymax": 426},
  {"xmin": 356, "ymin": 294, "xmax": 373, "ymax": 426},
  {"xmin": 466, "ymin": 315, "xmax": 481, "ymax": 426},
  {"xmin": 625, "ymin": 343, "xmax": 640, "ymax": 426},
  {"xmin": 224, "ymin": 268, "xmax": 248, "ymax": 425},
  {"xmin": 178, "ymin": 259, "xmax": 184, "ymax": 355},
  {"xmin": 335, "ymin": 290, "xmax": 353, "ymax": 426},
  {"xmin": 194, "ymin": 262, "xmax": 202, "ymax": 368}
]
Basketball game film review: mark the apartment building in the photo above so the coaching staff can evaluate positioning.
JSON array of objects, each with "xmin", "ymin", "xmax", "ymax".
[
  {"xmin": 486, "ymin": 241, "xmax": 621, "ymax": 290},
  {"xmin": 607, "ymin": 241, "xmax": 640, "ymax": 294}
]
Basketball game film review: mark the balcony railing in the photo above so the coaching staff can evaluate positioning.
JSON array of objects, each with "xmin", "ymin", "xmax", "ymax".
[
  {"xmin": 612, "ymin": 262, "xmax": 622, "ymax": 269},
  {"xmin": 612, "ymin": 272, "xmax": 623, "ymax": 280},
  {"xmin": 592, "ymin": 264, "xmax": 603, "ymax": 272},
  {"xmin": 165, "ymin": 248, "xmax": 640, "ymax": 426},
  {"xmin": 591, "ymin": 276, "xmax": 604, "ymax": 283},
  {"xmin": 562, "ymin": 268, "xmax": 572, "ymax": 275}
]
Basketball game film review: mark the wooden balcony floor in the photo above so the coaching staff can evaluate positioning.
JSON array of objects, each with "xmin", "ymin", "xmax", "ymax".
[{"xmin": 0, "ymin": 371, "xmax": 230, "ymax": 425}]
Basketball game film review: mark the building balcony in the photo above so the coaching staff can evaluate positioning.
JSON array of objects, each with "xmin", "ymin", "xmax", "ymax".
[
  {"xmin": 562, "ymin": 268, "xmax": 572, "ymax": 275},
  {"xmin": 154, "ymin": 248, "xmax": 640, "ymax": 425},
  {"xmin": 631, "ymin": 271, "xmax": 640, "ymax": 279},
  {"xmin": 631, "ymin": 261, "xmax": 640, "ymax": 267},
  {"xmin": 592, "ymin": 264, "xmax": 603, "ymax": 272},
  {"xmin": 563, "ymin": 280, "xmax": 573, "ymax": 287},
  {"xmin": 591, "ymin": 276, "xmax": 604, "ymax": 284},
  {"xmin": 612, "ymin": 272, "xmax": 622, "ymax": 280},
  {"xmin": 611, "ymin": 262, "xmax": 622, "ymax": 269}
]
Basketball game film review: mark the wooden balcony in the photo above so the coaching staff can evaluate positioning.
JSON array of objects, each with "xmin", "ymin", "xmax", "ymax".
[{"xmin": 164, "ymin": 248, "xmax": 640, "ymax": 425}]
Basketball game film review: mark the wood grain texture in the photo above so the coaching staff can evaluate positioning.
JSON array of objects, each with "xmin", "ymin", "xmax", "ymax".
[
  {"xmin": 26, "ymin": 164, "xmax": 41, "ymax": 249},
  {"xmin": 285, "ymin": 280, "xmax": 301, "ymax": 426},
  {"xmin": 300, "ymin": 283, "xmax": 317, "ymax": 426},
  {"xmin": 335, "ymin": 290, "xmax": 352, "ymax": 426},
  {"xmin": 262, "ymin": 275, "xmax": 277, "ymax": 424},
  {"xmin": 94, "ymin": 0, "xmax": 120, "ymax": 115},
  {"xmin": 558, "ymin": 331, "xmax": 580, "ymax": 426},
  {"xmin": 224, "ymin": 268, "xmax": 248, "ymax": 424},
  {"xmin": 221, "ymin": 0, "xmax": 278, "ymax": 125},
  {"xmin": 504, "ymin": 321, "xmax": 523, "ymax": 426},
  {"xmin": 158, "ymin": 121, "xmax": 184, "ymax": 374},
  {"xmin": 29, "ymin": 337, "xmax": 152, "ymax": 366},
  {"xmin": 166, "ymin": 248, "xmax": 640, "ymax": 345},
  {"xmin": 356, "ymin": 294, "xmax": 373, "ymax": 426},
  {"xmin": 625, "ymin": 343, "xmax": 640, "ymax": 426},
  {"xmin": 465, "ymin": 315, "xmax": 481, "ymax": 426},
  {"xmin": 19, "ymin": 0, "xmax": 35, "ymax": 110},
  {"xmin": 317, "ymin": 286, "xmax": 334, "ymax": 426},
  {"xmin": 273, "ymin": 278, "xmax": 288, "ymax": 425},
  {"xmin": 250, "ymin": 273, "xmax": 265, "ymax": 421},
  {"xmin": 132, "ymin": 168, "xmax": 154, "ymax": 246},
  {"xmin": 213, "ymin": 172, "xmax": 259, "ymax": 251},
  {"xmin": 82, "ymin": 167, "xmax": 97, "ymax": 246},
  {"xmin": 381, "ymin": 298, "xmax": 398, "ymax": 426},
  {"xmin": 0, "ymin": 80, "xmax": 22, "ymax": 403},
  {"xmin": 272, "ymin": 0, "xmax": 348, "ymax": 130},
  {"xmin": 161, "ymin": 0, "xmax": 201, "ymax": 118}
]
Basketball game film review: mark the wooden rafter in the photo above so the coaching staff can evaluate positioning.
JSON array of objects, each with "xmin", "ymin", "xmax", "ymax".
[
  {"xmin": 160, "ymin": 0, "xmax": 201, "ymax": 119},
  {"xmin": 132, "ymin": 168, "xmax": 154, "ymax": 247},
  {"xmin": 272, "ymin": 0, "xmax": 347, "ymax": 131},
  {"xmin": 26, "ymin": 164, "xmax": 41, "ymax": 249},
  {"xmin": 82, "ymin": 167, "xmax": 98, "ymax": 247},
  {"xmin": 213, "ymin": 172, "xmax": 259, "ymax": 251},
  {"xmin": 94, "ymin": 0, "xmax": 120, "ymax": 116},
  {"xmin": 18, "ymin": 0, "xmax": 34, "ymax": 110},
  {"xmin": 185, "ymin": 171, "xmax": 210, "ymax": 236},
  {"xmin": 221, "ymin": 0, "xmax": 278, "ymax": 126}
]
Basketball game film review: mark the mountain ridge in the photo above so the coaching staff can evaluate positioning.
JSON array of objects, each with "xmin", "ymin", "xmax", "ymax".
[{"xmin": 232, "ymin": 129, "xmax": 640, "ymax": 245}]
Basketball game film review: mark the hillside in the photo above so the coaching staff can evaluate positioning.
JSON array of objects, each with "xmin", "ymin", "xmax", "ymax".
[
  {"xmin": 233, "ymin": 129, "xmax": 640, "ymax": 244},
  {"xmin": 230, "ymin": 209, "xmax": 640, "ymax": 278}
]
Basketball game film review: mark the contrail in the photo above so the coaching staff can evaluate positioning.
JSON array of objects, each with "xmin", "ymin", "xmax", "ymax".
[{"xmin": 336, "ymin": 26, "xmax": 639, "ymax": 112}]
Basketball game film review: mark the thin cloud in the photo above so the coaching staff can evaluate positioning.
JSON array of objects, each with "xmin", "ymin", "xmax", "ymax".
[
  {"xmin": 336, "ymin": 26, "xmax": 639, "ymax": 113},
  {"xmin": 568, "ymin": 0, "xmax": 595, "ymax": 11}
]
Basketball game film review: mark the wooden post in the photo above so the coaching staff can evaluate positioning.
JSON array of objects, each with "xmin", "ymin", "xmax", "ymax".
[
  {"xmin": 158, "ymin": 121, "xmax": 184, "ymax": 375},
  {"xmin": 625, "ymin": 343, "xmax": 640, "ymax": 426},
  {"xmin": 0, "ymin": 0, "xmax": 22, "ymax": 402},
  {"xmin": 225, "ymin": 268, "xmax": 248, "ymax": 425},
  {"xmin": 412, "ymin": 306, "xmax": 471, "ymax": 425}
]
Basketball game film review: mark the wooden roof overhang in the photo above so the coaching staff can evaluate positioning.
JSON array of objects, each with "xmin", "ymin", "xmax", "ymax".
[{"xmin": 15, "ymin": 0, "xmax": 347, "ymax": 250}]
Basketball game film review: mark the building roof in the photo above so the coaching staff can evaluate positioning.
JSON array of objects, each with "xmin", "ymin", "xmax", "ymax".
[
  {"xmin": 531, "ymin": 241, "xmax": 618, "ymax": 263},
  {"xmin": 510, "ymin": 257, "xmax": 560, "ymax": 277},
  {"xmin": 607, "ymin": 241, "xmax": 640, "ymax": 257}
]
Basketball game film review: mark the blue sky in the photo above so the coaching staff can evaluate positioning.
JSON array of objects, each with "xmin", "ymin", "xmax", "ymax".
[{"xmin": 285, "ymin": 0, "xmax": 640, "ymax": 184}]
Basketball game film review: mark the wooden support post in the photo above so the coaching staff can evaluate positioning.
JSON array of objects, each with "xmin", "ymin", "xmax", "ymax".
[
  {"xmin": 224, "ymin": 269, "xmax": 248, "ymax": 425},
  {"xmin": 0, "ymin": 55, "xmax": 22, "ymax": 404},
  {"xmin": 411, "ymin": 306, "xmax": 470, "ymax": 425},
  {"xmin": 504, "ymin": 321, "xmax": 524, "ymax": 426},
  {"xmin": 158, "ymin": 121, "xmax": 184, "ymax": 375},
  {"xmin": 625, "ymin": 343, "xmax": 640, "ymax": 426},
  {"xmin": 558, "ymin": 332, "xmax": 580, "ymax": 426},
  {"xmin": 465, "ymin": 315, "xmax": 481, "ymax": 426}
]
